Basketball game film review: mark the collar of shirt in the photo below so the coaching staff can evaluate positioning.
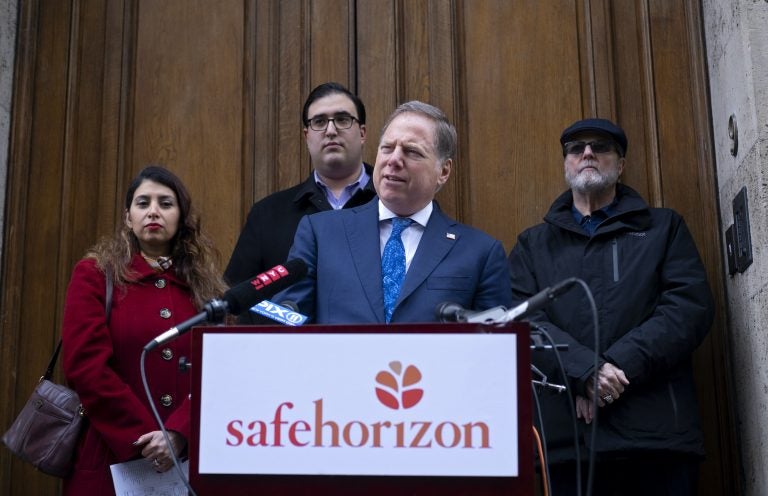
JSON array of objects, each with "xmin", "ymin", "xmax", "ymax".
[
  {"xmin": 378, "ymin": 201, "xmax": 432, "ymax": 270},
  {"xmin": 314, "ymin": 165, "xmax": 370, "ymax": 210},
  {"xmin": 571, "ymin": 197, "xmax": 619, "ymax": 236}
]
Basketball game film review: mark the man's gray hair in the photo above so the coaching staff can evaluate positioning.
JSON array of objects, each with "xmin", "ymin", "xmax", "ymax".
[{"xmin": 380, "ymin": 101, "xmax": 457, "ymax": 163}]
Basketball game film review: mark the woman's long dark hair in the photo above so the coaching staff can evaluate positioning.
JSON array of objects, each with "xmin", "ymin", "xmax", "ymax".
[{"xmin": 86, "ymin": 165, "xmax": 226, "ymax": 308}]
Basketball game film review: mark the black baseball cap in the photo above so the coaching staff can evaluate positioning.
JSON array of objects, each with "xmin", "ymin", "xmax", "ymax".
[{"xmin": 560, "ymin": 118, "xmax": 627, "ymax": 157}]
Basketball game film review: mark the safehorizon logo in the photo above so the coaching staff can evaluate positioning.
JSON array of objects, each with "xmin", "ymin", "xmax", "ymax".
[
  {"xmin": 375, "ymin": 361, "xmax": 424, "ymax": 410},
  {"xmin": 224, "ymin": 361, "xmax": 491, "ymax": 450}
]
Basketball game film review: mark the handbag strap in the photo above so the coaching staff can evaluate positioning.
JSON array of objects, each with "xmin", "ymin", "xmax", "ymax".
[
  {"xmin": 105, "ymin": 269, "xmax": 113, "ymax": 319},
  {"xmin": 43, "ymin": 269, "xmax": 114, "ymax": 381}
]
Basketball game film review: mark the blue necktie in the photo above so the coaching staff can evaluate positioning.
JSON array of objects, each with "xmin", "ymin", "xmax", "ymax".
[{"xmin": 382, "ymin": 217, "xmax": 412, "ymax": 323}]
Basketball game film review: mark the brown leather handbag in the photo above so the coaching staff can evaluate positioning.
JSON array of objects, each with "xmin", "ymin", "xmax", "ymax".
[
  {"xmin": 1, "ymin": 343, "xmax": 86, "ymax": 477},
  {"xmin": 2, "ymin": 271, "xmax": 112, "ymax": 477}
]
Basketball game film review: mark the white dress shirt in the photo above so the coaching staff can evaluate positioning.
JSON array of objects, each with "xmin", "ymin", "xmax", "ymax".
[{"xmin": 378, "ymin": 201, "xmax": 433, "ymax": 271}]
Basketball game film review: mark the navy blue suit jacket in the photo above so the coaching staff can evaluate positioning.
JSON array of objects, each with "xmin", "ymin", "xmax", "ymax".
[{"xmin": 278, "ymin": 199, "xmax": 512, "ymax": 324}]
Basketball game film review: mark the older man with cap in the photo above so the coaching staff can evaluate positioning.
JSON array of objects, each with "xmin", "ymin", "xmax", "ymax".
[{"xmin": 508, "ymin": 118, "xmax": 714, "ymax": 495}]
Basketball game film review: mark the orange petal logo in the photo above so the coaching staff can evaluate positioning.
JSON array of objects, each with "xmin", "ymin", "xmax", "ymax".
[{"xmin": 375, "ymin": 361, "xmax": 424, "ymax": 410}]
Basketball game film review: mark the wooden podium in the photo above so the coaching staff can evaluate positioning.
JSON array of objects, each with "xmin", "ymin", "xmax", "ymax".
[{"xmin": 189, "ymin": 323, "xmax": 533, "ymax": 495}]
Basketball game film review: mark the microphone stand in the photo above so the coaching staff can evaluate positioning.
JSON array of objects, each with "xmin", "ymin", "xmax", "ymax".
[
  {"xmin": 530, "ymin": 327, "xmax": 570, "ymax": 392},
  {"xmin": 140, "ymin": 349, "xmax": 198, "ymax": 496},
  {"xmin": 531, "ymin": 328, "xmax": 569, "ymax": 352},
  {"xmin": 531, "ymin": 363, "xmax": 567, "ymax": 393}
]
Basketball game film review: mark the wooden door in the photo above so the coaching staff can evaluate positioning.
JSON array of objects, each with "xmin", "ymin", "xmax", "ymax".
[{"xmin": 0, "ymin": 1, "xmax": 738, "ymax": 494}]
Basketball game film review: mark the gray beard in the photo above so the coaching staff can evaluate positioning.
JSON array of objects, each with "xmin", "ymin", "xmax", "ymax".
[{"xmin": 565, "ymin": 166, "xmax": 620, "ymax": 195}]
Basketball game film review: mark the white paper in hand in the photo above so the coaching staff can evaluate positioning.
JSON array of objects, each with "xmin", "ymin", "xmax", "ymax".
[{"xmin": 110, "ymin": 457, "xmax": 189, "ymax": 495}]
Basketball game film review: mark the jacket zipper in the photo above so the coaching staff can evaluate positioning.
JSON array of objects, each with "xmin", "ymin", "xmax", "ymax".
[
  {"xmin": 612, "ymin": 239, "xmax": 620, "ymax": 282},
  {"xmin": 668, "ymin": 382, "xmax": 679, "ymax": 430}
]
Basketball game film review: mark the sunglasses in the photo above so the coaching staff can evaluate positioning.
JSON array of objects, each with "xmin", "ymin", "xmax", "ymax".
[{"xmin": 563, "ymin": 140, "xmax": 619, "ymax": 156}]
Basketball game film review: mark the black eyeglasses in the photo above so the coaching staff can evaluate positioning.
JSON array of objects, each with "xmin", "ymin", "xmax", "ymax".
[
  {"xmin": 563, "ymin": 140, "xmax": 618, "ymax": 156},
  {"xmin": 306, "ymin": 113, "xmax": 358, "ymax": 131}
]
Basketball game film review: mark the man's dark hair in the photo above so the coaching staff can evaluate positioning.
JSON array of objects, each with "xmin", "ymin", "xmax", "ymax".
[{"xmin": 301, "ymin": 82, "xmax": 366, "ymax": 126}]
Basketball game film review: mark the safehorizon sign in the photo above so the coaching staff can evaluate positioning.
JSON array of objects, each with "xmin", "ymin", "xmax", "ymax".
[{"xmin": 198, "ymin": 333, "xmax": 519, "ymax": 477}]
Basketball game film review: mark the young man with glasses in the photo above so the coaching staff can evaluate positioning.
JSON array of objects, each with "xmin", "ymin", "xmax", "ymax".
[
  {"xmin": 508, "ymin": 118, "xmax": 714, "ymax": 495},
  {"xmin": 225, "ymin": 83, "xmax": 376, "ymax": 322}
]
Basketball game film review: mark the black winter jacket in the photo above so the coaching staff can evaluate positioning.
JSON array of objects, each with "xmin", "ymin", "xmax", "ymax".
[{"xmin": 508, "ymin": 184, "xmax": 714, "ymax": 462}]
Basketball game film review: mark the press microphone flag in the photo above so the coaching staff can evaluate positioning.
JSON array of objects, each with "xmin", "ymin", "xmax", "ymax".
[
  {"xmin": 250, "ymin": 300, "xmax": 308, "ymax": 326},
  {"xmin": 144, "ymin": 259, "xmax": 308, "ymax": 351},
  {"xmin": 223, "ymin": 260, "xmax": 307, "ymax": 315}
]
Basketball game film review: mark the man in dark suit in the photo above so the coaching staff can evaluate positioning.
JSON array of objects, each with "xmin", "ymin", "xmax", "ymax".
[
  {"xmin": 277, "ymin": 101, "xmax": 511, "ymax": 323},
  {"xmin": 224, "ymin": 82, "xmax": 376, "ymax": 322}
]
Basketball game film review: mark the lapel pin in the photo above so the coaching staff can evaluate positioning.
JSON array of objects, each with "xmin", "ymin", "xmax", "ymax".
[{"xmin": 446, "ymin": 233, "xmax": 456, "ymax": 240}]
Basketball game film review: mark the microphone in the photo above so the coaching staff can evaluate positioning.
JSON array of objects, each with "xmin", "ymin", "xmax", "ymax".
[
  {"xmin": 436, "ymin": 277, "xmax": 578, "ymax": 324},
  {"xmin": 436, "ymin": 303, "xmax": 509, "ymax": 324},
  {"xmin": 281, "ymin": 301, "xmax": 300, "ymax": 312},
  {"xmin": 504, "ymin": 277, "xmax": 577, "ymax": 321},
  {"xmin": 435, "ymin": 302, "xmax": 468, "ymax": 322},
  {"xmin": 144, "ymin": 259, "xmax": 308, "ymax": 351}
]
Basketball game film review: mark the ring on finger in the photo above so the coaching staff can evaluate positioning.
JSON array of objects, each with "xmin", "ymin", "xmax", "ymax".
[
  {"xmin": 152, "ymin": 458, "xmax": 160, "ymax": 467},
  {"xmin": 602, "ymin": 393, "xmax": 614, "ymax": 403}
]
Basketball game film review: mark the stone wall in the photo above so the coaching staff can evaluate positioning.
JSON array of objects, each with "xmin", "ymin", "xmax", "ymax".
[
  {"xmin": 703, "ymin": 0, "xmax": 768, "ymax": 494},
  {"xmin": 0, "ymin": 0, "xmax": 18, "ymax": 268}
]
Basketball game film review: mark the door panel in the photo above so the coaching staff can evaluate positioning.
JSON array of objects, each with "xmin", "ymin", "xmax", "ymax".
[
  {"xmin": 132, "ymin": 0, "xmax": 245, "ymax": 249},
  {"xmin": 461, "ymin": 0, "xmax": 584, "ymax": 242}
]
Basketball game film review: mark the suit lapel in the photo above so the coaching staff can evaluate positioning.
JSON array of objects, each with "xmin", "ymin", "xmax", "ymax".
[
  {"xmin": 344, "ymin": 201, "xmax": 386, "ymax": 321},
  {"xmin": 397, "ymin": 208, "xmax": 458, "ymax": 305}
]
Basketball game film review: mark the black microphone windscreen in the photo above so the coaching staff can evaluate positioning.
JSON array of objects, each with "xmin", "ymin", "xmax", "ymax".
[
  {"xmin": 280, "ymin": 301, "xmax": 300, "ymax": 312},
  {"xmin": 436, "ymin": 301, "xmax": 466, "ymax": 322},
  {"xmin": 224, "ymin": 259, "xmax": 308, "ymax": 315}
]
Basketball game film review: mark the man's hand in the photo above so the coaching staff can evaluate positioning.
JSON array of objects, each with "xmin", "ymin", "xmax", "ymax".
[
  {"xmin": 576, "ymin": 395, "xmax": 595, "ymax": 424},
  {"xmin": 586, "ymin": 362, "xmax": 630, "ymax": 407}
]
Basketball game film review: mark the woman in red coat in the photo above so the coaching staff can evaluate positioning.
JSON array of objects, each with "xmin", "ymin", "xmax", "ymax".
[{"xmin": 61, "ymin": 166, "xmax": 225, "ymax": 495}]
